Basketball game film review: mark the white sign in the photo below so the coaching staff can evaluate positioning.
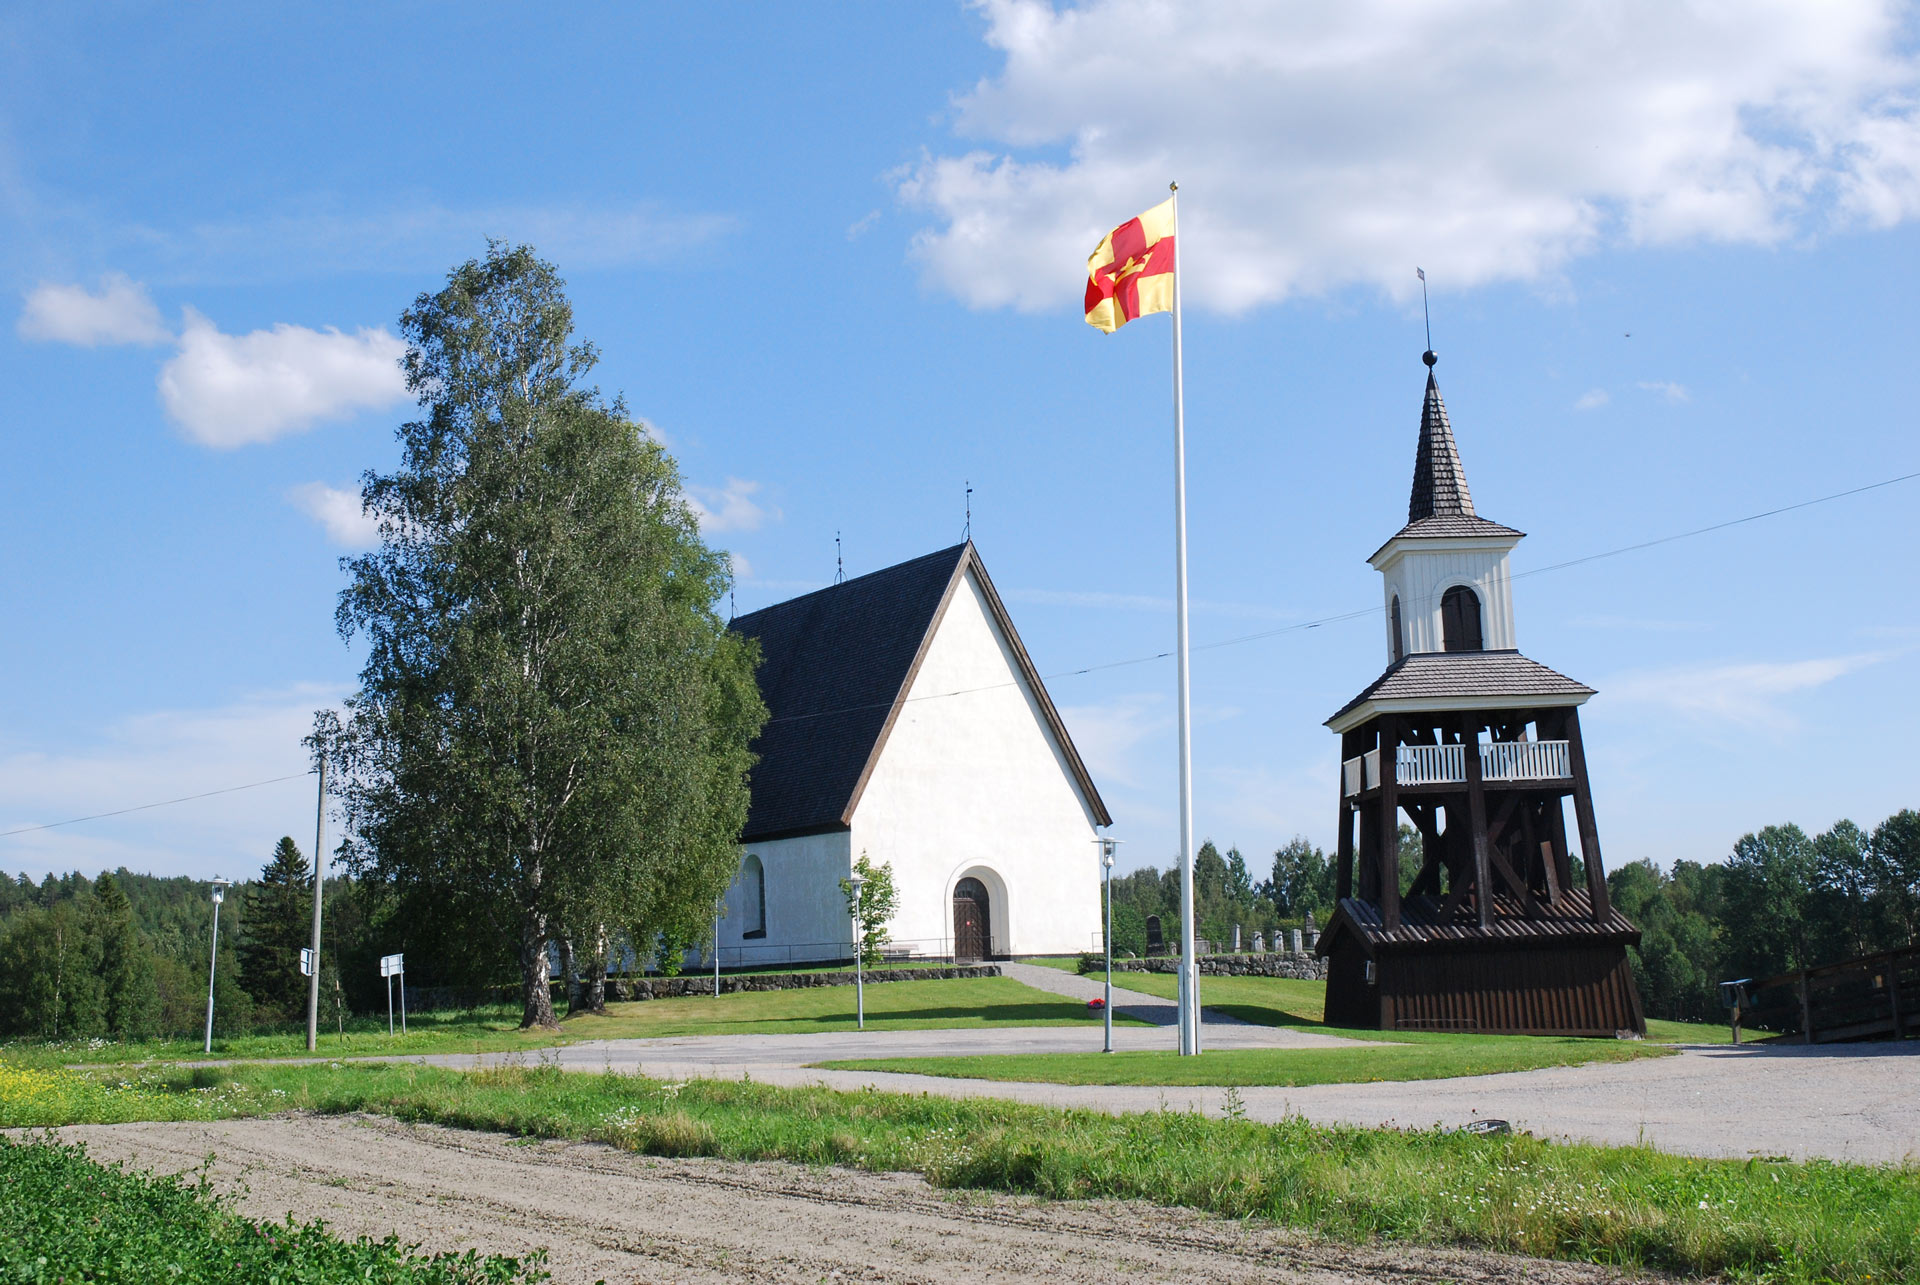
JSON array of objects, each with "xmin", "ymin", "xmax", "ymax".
[
  {"xmin": 299, "ymin": 948, "xmax": 316, "ymax": 977},
  {"xmin": 380, "ymin": 953, "xmax": 405, "ymax": 977}
]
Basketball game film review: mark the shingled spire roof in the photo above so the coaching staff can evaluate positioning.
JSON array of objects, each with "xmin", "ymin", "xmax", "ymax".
[
  {"xmin": 1409, "ymin": 371, "xmax": 1473, "ymax": 521},
  {"xmin": 1377, "ymin": 357, "xmax": 1523, "ymax": 550}
]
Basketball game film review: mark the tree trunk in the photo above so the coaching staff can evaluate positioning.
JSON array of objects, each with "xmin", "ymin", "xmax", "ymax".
[
  {"xmin": 584, "ymin": 923, "xmax": 609, "ymax": 1015},
  {"xmin": 519, "ymin": 905, "xmax": 557, "ymax": 1030},
  {"xmin": 559, "ymin": 933, "xmax": 580, "ymax": 1015}
]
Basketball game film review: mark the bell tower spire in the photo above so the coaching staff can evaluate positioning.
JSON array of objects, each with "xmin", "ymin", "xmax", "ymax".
[{"xmin": 1408, "ymin": 353, "xmax": 1475, "ymax": 522}]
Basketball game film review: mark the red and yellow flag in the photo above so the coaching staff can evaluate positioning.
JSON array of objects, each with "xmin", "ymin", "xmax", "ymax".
[{"xmin": 1084, "ymin": 197, "xmax": 1176, "ymax": 334}]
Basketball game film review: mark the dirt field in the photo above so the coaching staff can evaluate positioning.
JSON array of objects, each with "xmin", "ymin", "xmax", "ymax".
[{"xmin": 51, "ymin": 1114, "xmax": 1662, "ymax": 1284}]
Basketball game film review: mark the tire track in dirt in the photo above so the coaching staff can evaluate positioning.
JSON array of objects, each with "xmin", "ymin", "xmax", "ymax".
[{"xmin": 44, "ymin": 1115, "xmax": 1665, "ymax": 1284}]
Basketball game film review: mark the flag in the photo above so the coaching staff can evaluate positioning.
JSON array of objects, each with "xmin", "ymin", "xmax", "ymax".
[{"xmin": 1084, "ymin": 197, "xmax": 1176, "ymax": 334}]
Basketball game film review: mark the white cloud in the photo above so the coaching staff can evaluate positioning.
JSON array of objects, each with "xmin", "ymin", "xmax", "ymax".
[
  {"xmin": 17, "ymin": 273, "xmax": 170, "ymax": 346},
  {"xmin": 0, "ymin": 686, "xmax": 340, "ymax": 882},
  {"xmin": 288, "ymin": 482, "xmax": 379, "ymax": 549},
  {"xmin": 1603, "ymin": 652, "xmax": 1890, "ymax": 732},
  {"xmin": 899, "ymin": 0, "xmax": 1920, "ymax": 313},
  {"xmin": 726, "ymin": 551, "xmax": 754, "ymax": 579},
  {"xmin": 1575, "ymin": 389, "xmax": 1611, "ymax": 411},
  {"xmin": 685, "ymin": 477, "xmax": 776, "ymax": 534},
  {"xmin": 1637, "ymin": 380, "xmax": 1691, "ymax": 403},
  {"xmin": 847, "ymin": 209, "xmax": 883, "ymax": 240},
  {"xmin": 158, "ymin": 310, "xmax": 408, "ymax": 447}
]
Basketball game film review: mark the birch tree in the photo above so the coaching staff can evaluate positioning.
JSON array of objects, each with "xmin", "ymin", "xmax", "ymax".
[{"xmin": 324, "ymin": 244, "xmax": 765, "ymax": 1029}]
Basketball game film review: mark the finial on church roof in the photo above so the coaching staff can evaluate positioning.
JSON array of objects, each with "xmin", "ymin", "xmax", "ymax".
[{"xmin": 1423, "ymin": 349, "xmax": 1437, "ymax": 368}]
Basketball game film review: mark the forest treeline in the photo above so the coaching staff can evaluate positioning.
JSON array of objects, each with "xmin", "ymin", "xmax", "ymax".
[
  {"xmin": 1108, "ymin": 808, "xmax": 1920, "ymax": 1023},
  {"xmin": 0, "ymin": 840, "xmax": 388, "ymax": 1041}
]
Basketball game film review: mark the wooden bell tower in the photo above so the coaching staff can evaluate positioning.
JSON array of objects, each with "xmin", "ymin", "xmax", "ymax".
[{"xmin": 1315, "ymin": 352, "xmax": 1644, "ymax": 1037}]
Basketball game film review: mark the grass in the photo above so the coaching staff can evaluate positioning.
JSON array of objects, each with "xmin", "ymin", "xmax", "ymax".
[
  {"xmin": 3, "ymin": 1057, "xmax": 1911, "ymax": 1283},
  {"xmin": 1013, "ymin": 955, "xmax": 1084, "ymax": 973},
  {"xmin": 1112, "ymin": 970, "xmax": 1737, "ymax": 1044},
  {"xmin": 0, "ymin": 1132, "xmax": 545, "ymax": 1282},
  {"xmin": 3, "ymin": 976, "xmax": 1127, "ymax": 1069},
  {"xmin": 818, "ymin": 1032, "xmax": 1672, "ymax": 1086}
]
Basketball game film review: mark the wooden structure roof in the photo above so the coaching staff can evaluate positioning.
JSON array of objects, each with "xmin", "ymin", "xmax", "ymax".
[
  {"xmin": 1322, "ymin": 892, "xmax": 1640, "ymax": 955},
  {"xmin": 1326, "ymin": 650, "xmax": 1595, "ymax": 729},
  {"xmin": 728, "ymin": 542, "xmax": 1110, "ymax": 843}
]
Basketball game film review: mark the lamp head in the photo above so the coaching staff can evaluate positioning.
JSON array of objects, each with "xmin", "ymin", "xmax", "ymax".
[{"xmin": 209, "ymin": 877, "xmax": 229, "ymax": 905}]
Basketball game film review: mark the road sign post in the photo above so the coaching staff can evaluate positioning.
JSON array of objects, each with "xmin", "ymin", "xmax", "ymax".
[{"xmin": 380, "ymin": 953, "xmax": 406, "ymax": 1036}]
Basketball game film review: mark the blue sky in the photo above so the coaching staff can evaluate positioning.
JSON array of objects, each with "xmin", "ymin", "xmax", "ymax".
[{"xmin": 2, "ymin": 1, "xmax": 1917, "ymax": 885}]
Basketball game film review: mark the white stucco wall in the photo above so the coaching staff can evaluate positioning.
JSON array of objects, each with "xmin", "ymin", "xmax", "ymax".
[
  {"xmin": 849, "ymin": 567, "xmax": 1104, "ymax": 957},
  {"xmin": 1375, "ymin": 538, "xmax": 1519, "ymax": 659},
  {"xmin": 716, "ymin": 829, "xmax": 852, "ymax": 967}
]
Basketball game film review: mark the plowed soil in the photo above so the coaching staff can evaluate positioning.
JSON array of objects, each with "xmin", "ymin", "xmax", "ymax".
[{"xmin": 49, "ymin": 1114, "xmax": 1665, "ymax": 1284}]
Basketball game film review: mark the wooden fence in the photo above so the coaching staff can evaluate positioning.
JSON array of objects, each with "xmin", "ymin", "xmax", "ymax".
[{"xmin": 1731, "ymin": 941, "xmax": 1918, "ymax": 1044}]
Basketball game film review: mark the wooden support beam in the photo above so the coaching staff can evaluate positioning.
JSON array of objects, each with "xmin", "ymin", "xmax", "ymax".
[
  {"xmin": 1461, "ymin": 715, "xmax": 1494, "ymax": 929},
  {"xmin": 1563, "ymin": 708, "xmax": 1613, "ymax": 922},
  {"xmin": 1344, "ymin": 795, "xmax": 1359, "ymax": 898},
  {"xmin": 1378, "ymin": 715, "xmax": 1402, "ymax": 929},
  {"xmin": 1335, "ymin": 729, "xmax": 1362, "ymax": 902},
  {"xmin": 1519, "ymin": 799, "xmax": 1558, "ymax": 904}
]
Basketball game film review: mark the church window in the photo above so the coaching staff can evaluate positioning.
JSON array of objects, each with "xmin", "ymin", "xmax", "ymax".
[
  {"xmin": 1441, "ymin": 585, "xmax": 1484, "ymax": 652},
  {"xmin": 1390, "ymin": 595, "xmax": 1404, "ymax": 662},
  {"xmin": 740, "ymin": 853, "xmax": 766, "ymax": 938}
]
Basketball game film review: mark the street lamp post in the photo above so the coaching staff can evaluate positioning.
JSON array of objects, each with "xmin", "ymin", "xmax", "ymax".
[
  {"xmin": 713, "ymin": 898, "xmax": 722, "ymax": 998},
  {"xmin": 203, "ymin": 878, "xmax": 229, "ymax": 1055},
  {"xmin": 848, "ymin": 870, "xmax": 866, "ymax": 1031},
  {"xmin": 1094, "ymin": 836, "xmax": 1122, "ymax": 1053}
]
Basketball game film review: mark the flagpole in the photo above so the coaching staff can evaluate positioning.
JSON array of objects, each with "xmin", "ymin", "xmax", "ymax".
[{"xmin": 1169, "ymin": 181, "xmax": 1199, "ymax": 1057}]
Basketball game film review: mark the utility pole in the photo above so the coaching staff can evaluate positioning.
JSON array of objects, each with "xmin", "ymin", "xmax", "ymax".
[{"xmin": 305, "ymin": 758, "xmax": 326, "ymax": 1052}]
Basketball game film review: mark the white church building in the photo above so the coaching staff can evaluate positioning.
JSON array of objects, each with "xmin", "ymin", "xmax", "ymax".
[{"xmin": 714, "ymin": 543, "xmax": 1111, "ymax": 965}]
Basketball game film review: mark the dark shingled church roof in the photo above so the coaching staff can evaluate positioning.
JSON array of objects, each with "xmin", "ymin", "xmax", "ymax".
[
  {"xmin": 1325, "ymin": 650, "xmax": 1595, "ymax": 727},
  {"xmin": 728, "ymin": 543, "xmax": 1110, "ymax": 842}
]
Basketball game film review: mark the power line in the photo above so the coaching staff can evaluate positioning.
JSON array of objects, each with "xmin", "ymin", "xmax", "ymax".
[
  {"xmin": 762, "ymin": 464, "xmax": 1920, "ymax": 725},
  {"xmin": 8, "ymin": 467, "xmax": 1914, "ymax": 829},
  {"xmin": 0, "ymin": 772, "xmax": 312, "ymax": 841}
]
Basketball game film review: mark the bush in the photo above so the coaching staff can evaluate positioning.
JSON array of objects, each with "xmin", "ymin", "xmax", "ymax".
[{"xmin": 0, "ymin": 1133, "xmax": 546, "ymax": 1282}]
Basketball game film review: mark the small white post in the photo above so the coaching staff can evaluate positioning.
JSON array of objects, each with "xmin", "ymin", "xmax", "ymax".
[{"xmin": 848, "ymin": 870, "xmax": 867, "ymax": 1031}]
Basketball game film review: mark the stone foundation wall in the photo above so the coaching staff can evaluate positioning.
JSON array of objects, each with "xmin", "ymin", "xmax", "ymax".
[
  {"xmin": 610, "ymin": 964, "xmax": 1000, "ymax": 1001},
  {"xmin": 1085, "ymin": 953, "xmax": 1328, "ymax": 981},
  {"xmin": 405, "ymin": 964, "xmax": 999, "ymax": 1012}
]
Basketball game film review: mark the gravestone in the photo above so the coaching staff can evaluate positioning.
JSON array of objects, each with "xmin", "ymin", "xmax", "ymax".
[
  {"xmin": 1145, "ymin": 914, "xmax": 1165, "ymax": 956},
  {"xmin": 1252, "ymin": 932, "xmax": 1265, "ymax": 953},
  {"xmin": 1291, "ymin": 928, "xmax": 1304, "ymax": 955},
  {"xmin": 1233, "ymin": 924, "xmax": 1242, "ymax": 952}
]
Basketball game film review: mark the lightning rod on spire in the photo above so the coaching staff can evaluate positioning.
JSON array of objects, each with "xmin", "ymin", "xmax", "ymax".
[{"xmin": 1417, "ymin": 267, "xmax": 1436, "ymax": 367}]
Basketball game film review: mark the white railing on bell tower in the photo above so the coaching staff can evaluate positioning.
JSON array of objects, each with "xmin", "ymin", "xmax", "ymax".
[{"xmin": 1343, "ymin": 739, "xmax": 1571, "ymax": 796}]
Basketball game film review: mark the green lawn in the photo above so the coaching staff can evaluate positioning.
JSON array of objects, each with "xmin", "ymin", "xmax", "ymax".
[
  {"xmin": 1112, "ymin": 970, "xmax": 1736, "ymax": 1043},
  {"xmin": 3, "ymin": 976, "xmax": 1125, "ymax": 1068},
  {"xmin": 819, "ymin": 1032, "xmax": 1672, "ymax": 1086},
  {"xmin": 1012, "ymin": 955, "xmax": 1083, "ymax": 973},
  {"xmin": 2, "ymin": 1059, "xmax": 1911, "ymax": 1283}
]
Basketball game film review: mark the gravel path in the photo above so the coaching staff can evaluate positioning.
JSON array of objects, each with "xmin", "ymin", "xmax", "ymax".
[
  {"xmin": 401, "ymin": 1031, "xmax": 1920, "ymax": 1164},
  {"xmin": 49, "ymin": 1115, "xmax": 1663, "ymax": 1285}
]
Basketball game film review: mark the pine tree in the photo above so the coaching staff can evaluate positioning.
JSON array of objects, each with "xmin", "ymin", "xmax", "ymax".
[
  {"xmin": 91, "ymin": 873, "xmax": 160, "ymax": 1040},
  {"xmin": 239, "ymin": 837, "xmax": 312, "ymax": 1018}
]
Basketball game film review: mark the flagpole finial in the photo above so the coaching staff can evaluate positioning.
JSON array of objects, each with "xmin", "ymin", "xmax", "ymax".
[{"xmin": 1169, "ymin": 180, "xmax": 1178, "ymax": 192}]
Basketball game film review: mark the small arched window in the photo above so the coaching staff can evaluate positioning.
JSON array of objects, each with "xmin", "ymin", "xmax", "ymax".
[
  {"xmin": 1441, "ymin": 585, "xmax": 1484, "ymax": 652},
  {"xmin": 740, "ymin": 853, "xmax": 766, "ymax": 938},
  {"xmin": 1390, "ymin": 595, "xmax": 1404, "ymax": 662}
]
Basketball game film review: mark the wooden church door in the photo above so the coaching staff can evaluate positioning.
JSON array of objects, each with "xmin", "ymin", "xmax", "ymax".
[{"xmin": 953, "ymin": 877, "xmax": 990, "ymax": 961}]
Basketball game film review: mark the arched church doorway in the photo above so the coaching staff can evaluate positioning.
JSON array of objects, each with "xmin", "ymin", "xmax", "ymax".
[{"xmin": 953, "ymin": 877, "xmax": 991, "ymax": 962}]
